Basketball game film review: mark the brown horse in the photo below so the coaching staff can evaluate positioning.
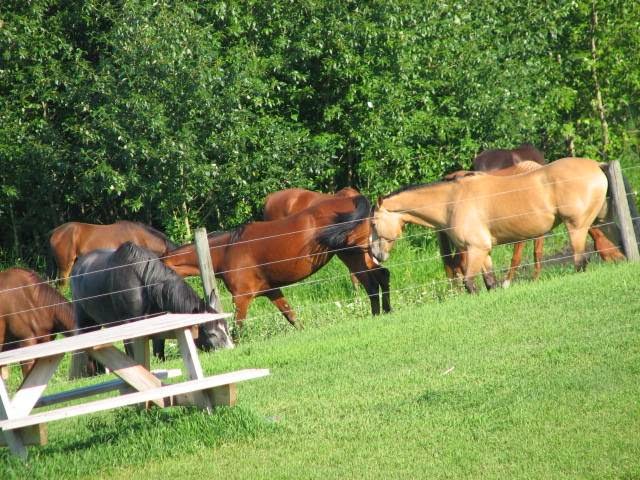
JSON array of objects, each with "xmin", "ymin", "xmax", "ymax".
[
  {"xmin": 263, "ymin": 187, "xmax": 390, "ymax": 308},
  {"xmin": 49, "ymin": 221, "xmax": 176, "ymax": 286},
  {"xmin": 263, "ymin": 187, "xmax": 360, "ymax": 219},
  {"xmin": 164, "ymin": 195, "xmax": 387, "ymax": 329},
  {"xmin": 371, "ymin": 157, "xmax": 613, "ymax": 293},
  {"xmin": 472, "ymin": 143, "xmax": 545, "ymax": 171},
  {"xmin": 0, "ymin": 268, "xmax": 75, "ymax": 376}
]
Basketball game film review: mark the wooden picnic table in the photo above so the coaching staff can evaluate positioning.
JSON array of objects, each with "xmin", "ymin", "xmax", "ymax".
[{"xmin": 0, "ymin": 313, "xmax": 269, "ymax": 459}]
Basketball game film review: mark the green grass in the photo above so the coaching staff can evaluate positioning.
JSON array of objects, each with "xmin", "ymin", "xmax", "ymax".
[{"xmin": 1, "ymin": 254, "xmax": 639, "ymax": 479}]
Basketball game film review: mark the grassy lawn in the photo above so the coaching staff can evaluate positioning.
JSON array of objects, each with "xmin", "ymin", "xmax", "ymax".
[{"xmin": 2, "ymin": 255, "xmax": 639, "ymax": 479}]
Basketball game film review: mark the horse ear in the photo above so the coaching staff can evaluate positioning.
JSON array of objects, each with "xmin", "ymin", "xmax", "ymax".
[
  {"xmin": 206, "ymin": 290, "xmax": 220, "ymax": 313},
  {"xmin": 376, "ymin": 197, "xmax": 383, "ymax": 208}
]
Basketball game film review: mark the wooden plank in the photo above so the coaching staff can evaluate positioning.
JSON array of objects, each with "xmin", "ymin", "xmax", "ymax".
[
  {"xmin": 11, "ymin": 355, "xmax": 64, "ymax": 418},
  {"xmin": 0, "ymin": 425, "xmax": 47, "ymax": 448},
  {"xmin": 88, "ymin": 346, "xmax": 164, "ymax": 408},
  {"xmin": 175, "ymin": 328, "xmax": 211, "ymax": 411},
  {"xmin": 210, "ymin": 384, "xmax": 238, "ymax": 407},
  {"xmin": 151, "ymin": 326, "xmax": 199, "ymax": 340},
  {"xmin": 0, "ymin": 369, "xmax": 270, "ymax": 431},
  {"xmin": 36, "ymin": 369, "xmax": 182, "ymax": 408},
  {"xmin": 0, "ymin": 313, "xmax": 231, "ymax": 366},
  {"xmin": 195, "ymin": 227, "xmax": 224, "ymax": 312},
  {"xmin": 609, "ymin": 160, "xmax": 640, "ymax": 261},
  {"xmin": 131, "ymin": 338, "xmax": 150, "ymax": 370},
  {"xmin": 0, "ymin": 378, "xmax": 27, "ymax": 458}
]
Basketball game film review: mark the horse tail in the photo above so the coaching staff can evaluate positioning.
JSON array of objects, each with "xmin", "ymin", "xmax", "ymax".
[
  {"xmin": 46, "ymin": 240, "xmax": 58, "ymax": 281},
  {"xmin": 437, "ymin": 231, "xmax": 458, "ymax": 280},
  {"xmin": 599, "ymin": 163, "xmax": 640, "ymax": 253},
  {"xmin": 316, "ymin": 195, "xmax": 372, "ymax": 249}
]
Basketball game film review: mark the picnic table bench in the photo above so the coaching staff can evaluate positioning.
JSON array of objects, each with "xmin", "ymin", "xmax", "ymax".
[{"xmin": 0, "ymin": 313, "xmax": 269, "ymax": 459}]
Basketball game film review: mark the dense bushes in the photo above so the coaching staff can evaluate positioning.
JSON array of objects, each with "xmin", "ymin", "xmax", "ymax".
[{"xmin": 1, "ymin": 0, "xmax": 639, "ymax": 264}]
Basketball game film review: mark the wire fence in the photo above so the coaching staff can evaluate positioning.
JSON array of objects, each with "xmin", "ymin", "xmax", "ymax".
[{"xmin": 1, "ymin": 163, "xmax": 639, "ymax": 369}]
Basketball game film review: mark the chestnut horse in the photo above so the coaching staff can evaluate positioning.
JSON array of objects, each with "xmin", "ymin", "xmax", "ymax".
[
  {"xmin": 164, "ymin": 195, "xmax": 384, "ymax": 329},
  {"xmin": 49, "ymin": 221, "xmax": 176, "ymax": 286},
  {"xmin": 263, "ymin": 187, "xmax": 390, "ymax": 312},
  {"xmin": 0, "ymin": 268, "xmax": 74, "ymax": 376},
  {"xmin": 371, "ymin": 157, "xmax": 613, "ymax": 293}
]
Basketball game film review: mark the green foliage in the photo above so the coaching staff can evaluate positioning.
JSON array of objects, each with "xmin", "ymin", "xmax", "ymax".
[{"xmin": 0, "ymin": 0, "xmax": 638, "ymax": 261}]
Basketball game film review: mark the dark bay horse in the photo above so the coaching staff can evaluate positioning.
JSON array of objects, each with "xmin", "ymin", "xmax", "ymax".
[
  {"xmin": 0, "ymin": 268, "xmax": 75, "ymax": 376},
  {"xmin": 49, "ymin": 221, "xmax": 176, "ymax": 286},
  {"xmin": 70, "ymin": 242, "xmax": 233, "ymax": 374},
  {"xmin": 439, "ymin": 146, "xmax": 624, "ymax": 285},
  {"xmin": 371, "ymin": 157, "xmax": 613, "ymax": 293},
  {"xmin": 164, "ymin": 195, "xmax": 385, "ymax": 329},
  {"xmin": 263, "ymin": 187, "xmax": 390, "ymax": 311}
]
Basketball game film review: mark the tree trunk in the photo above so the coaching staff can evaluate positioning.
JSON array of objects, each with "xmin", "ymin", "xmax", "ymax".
[{"xmin": 590, "ymin": 1, "xmax": 609, "ymax": 158}]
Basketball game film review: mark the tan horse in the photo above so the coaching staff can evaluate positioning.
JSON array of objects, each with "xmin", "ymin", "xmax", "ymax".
[
  {"xmin": 441, "ymin": 161, "xmax": 546, "ymax": 286},
  {"xmin": 370, "ymin": 157, "xmax": 613, "ymax": 293}
]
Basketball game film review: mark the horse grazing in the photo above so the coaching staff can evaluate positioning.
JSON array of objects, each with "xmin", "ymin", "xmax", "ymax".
[
  {"xmin": 440, "ymin": 146, "xmax": 625, "ymax": 285},
  {"xmin": 263, "ymin": 187, "xmax": 390, "ymax": 311},
  {"xmin": 70, "ymin": 242, "xmax": 233, "ymax": 374},
  {"xmin": 49, "ymin": 221, "xmax": 176, "ymax": 286},
  {"xmin": 371, "ymin": 157, "xmax": 614, "ymax": 293},
  {"xmin": 164, "ymin": 195, "xmax": 384, "ymax": 329},
  {"xmin": 0, "ymin": 268, "xmax": 75, "ymax": 376}
]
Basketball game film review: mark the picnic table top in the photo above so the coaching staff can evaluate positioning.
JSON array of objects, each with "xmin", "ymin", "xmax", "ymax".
[{"xmin": 0, "ymin": 313, "xmax": 231, "ymax": 367}]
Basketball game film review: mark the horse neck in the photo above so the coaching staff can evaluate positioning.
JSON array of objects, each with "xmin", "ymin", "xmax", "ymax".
[
  {"xmin": 36, "ymin": 285, "xmax": 75, "ymax": 336},
  {"xmin": 381, "ymin": 183, "xmax": 453, "ymax": 228}
]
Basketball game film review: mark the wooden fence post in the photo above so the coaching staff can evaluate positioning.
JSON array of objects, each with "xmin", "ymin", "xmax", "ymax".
[
  {"xmin": 608, "ymin": 160, "xmax": 640, "ymax": 261},
  {"xmin": 194, "ymin": 228, "xmax": 224, "ymax": 312}
]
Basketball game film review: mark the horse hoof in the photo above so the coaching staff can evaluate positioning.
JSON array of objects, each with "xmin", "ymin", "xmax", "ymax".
[{"xmin": 502, "ymin": 279, "xmax": 511, "ymax": 288}]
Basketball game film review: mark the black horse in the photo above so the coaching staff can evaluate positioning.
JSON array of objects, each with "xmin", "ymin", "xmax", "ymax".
[{"xmin": 70, "ymin": 242, "xmax": 233, "ymax": 373}]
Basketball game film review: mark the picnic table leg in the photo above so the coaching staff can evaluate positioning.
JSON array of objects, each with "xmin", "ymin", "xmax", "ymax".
[
  {"xmin": 0, "ymin": 377, "xmax": 27, "ymax": 459},
  {"xmin": 175, "ymin": 328, "xmax": 214, "ymax": 412},
  {"xmin": 11, "ymin": 354, "xmax": 64, "ymax": 418},
  {"xmin": 88, "ymin": 346, "xmax": 165, "ymax": 408},
  {"xmin": 131, "ymin": 338, "xmax": 150, "ymax": 370}
]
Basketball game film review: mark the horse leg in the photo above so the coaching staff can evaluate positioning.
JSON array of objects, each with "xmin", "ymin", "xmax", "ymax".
[
  {"xmin": 152, "ymin": 338, "xmax": 166, "ymax": 361},
  {"xmin": 503, "ymin": 242, "xmax": 524, "ymax": 288},
  {"xmin": 532, "ymin": 236, "xmax": 544, "ymax": 280},
  {"xmin": 481, "ymin": 254, "xmax": 498, "ymax": 290},
  {"xmin": 566, "ymin": 225, "xmax": 590, "ymax": 272},
  {"xmin": 265, "ymin": 289, "xmax": 302, "ymax": 329},
  {"xmin": 231, "ymin": 294, "xmax": 253, "ymax": 334},
  {"xmin": 589, "ymin": 226, "xmax": 625, "ymax": 262},
  {"xmin": 376, "ymin": 266, "xmax": 392, "ymax": 313},
  {"xmin": 337, "ymin": 251, "xmax": 383, "ymax": 315},
  {"xmin": 18, "ymin": 338, "xmax": 38, "ymax": 378},
  {"xmin": 463, "ymin": 247, "xmax": 490, "ymax": 294}
]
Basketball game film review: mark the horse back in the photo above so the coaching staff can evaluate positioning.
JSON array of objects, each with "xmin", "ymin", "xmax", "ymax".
[{"xmin": 473, "ymin": 144, "xmax": 545, "ymax": 172}]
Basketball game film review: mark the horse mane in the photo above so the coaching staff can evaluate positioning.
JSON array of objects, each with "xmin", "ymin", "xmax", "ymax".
[
  {"xmin": 112, "ymin": 243, "xmax": 203, "ymax": 314},
  {"xmin": 116, "ymin": 221, "xmax": 177, "ymax": 251},
  {"xmin": 381, "ymin": 180, "xmax": 451, "ymax": 200},
  {"xmin": 316, "ymin": 195, "xmax": 372, "ymax": 249}
]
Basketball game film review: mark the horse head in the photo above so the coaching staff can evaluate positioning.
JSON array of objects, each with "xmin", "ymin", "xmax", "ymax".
[
  {"xmin": 195, "ymin": 291, "xmax": 234, "ymax": 351},
  {"xmin": 370, "ymin": 199, "xmax": 404, "ymax": 263}
]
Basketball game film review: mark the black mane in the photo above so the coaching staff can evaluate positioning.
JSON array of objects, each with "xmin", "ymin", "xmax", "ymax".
[
  {"xmin": 111, "ymin": 242, "xmax": 203, "ymax": 314},
  {"xmin": 316, "ymin": 195, "xmax": 371, "ymax": 249}
]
